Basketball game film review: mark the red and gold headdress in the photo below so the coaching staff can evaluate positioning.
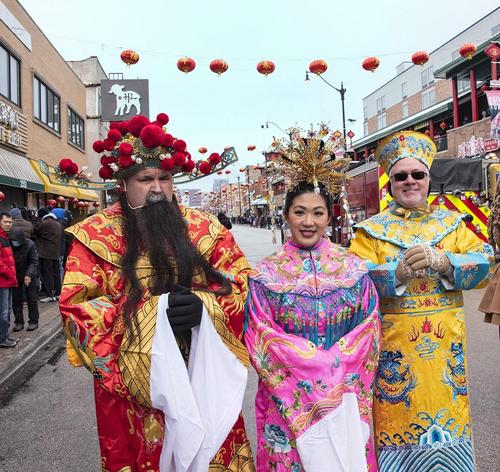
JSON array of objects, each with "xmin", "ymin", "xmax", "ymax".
[
  {"xmin": 46, "ymin": 112, "xmax": 237, "ymax": 190},
  {"xmin": 270, "ymin": 124, "xmax": 350, "ymax": 195}
]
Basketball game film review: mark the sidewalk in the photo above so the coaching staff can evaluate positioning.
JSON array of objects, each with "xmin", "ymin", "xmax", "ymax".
[{"xmin": 0, "ymin": 300, "xmax": 62, "ymax": 391}]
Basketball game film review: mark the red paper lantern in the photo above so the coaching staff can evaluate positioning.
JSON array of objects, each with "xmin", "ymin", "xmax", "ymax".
[
  {"xmin": 77, "ymin": 201, "xmax": 85, "ymax": 208},
  {"xmin": 47, "ymin": 199, "xmax": 57, "ymax": 207},
  {"xmin": 177, "ymin": 57, "xmax": 196, "ymax": 73},
  {"xmin": 69, "ymin": 197, "xmax": 79, "ymax": 206},
  {"xmin": 0, "ymin": 191, "xmax": 5, "ymax": 202},
  {"xmin": 216, "ymin": 171, "xmax": 223, "ymax": 175},
  {"xmin": 198, "ymin": 146, "xmax": 208, "ymax": 154},
  {"xmin": 120, "ymin": 49, "xmax": 139, "ymax": 66},
  {"xmin": 439, "ymin": 121, "xmax": 447, "ymax": 131},
  {"xmin": 225, "ymin": 170, "xmax": 231, "ymax": 174},
  {"xmin": 56, "ymin": 196, "xmax": 65, "ymax": 204},
  {"xmin": 247, "ymin": 144, "xmax": 256, "ymax": 151},
  {"xmin": 210, "ymin": 59, "xmax": 229, "ymax": 75},
  {"xmin": 239, "ymin": 167, "xmax": 246, "ymax": 172},
  {"xmin": 411, "ymin": 51, "xmax": 429, "ymax": 66},
  {"xmin": 93, "ymin": 202, "xmax": 100, "ymax": 208},
  {"xmin": 309, "ymin": 60, "xmax": 328, "ymax": 75},
  {"xmin": 459, "ymin": 43, "xmax": 476, "ymax": 60},
  {"xmin": 256, "ymin": 60, "xmax": 275, "ymax": 76},
  {"xmin": 362, "ymin": 56, "xmax": 380, "ymax": 72}
]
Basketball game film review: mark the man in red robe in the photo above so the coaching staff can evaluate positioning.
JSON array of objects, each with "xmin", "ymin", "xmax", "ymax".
[{"xmin": 59, "ymin": 115, "xmax": 255, "ymax": 471}]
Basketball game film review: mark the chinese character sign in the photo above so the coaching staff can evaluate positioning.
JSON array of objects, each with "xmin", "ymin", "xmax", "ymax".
[{"xmin": 101, "ymin": 79, "xmax": 149, "ymax": 121}]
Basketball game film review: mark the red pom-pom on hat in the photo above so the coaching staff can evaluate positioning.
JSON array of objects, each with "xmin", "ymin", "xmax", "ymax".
[
  {"xmin": 160, "ymin": 158, "xmax": 175, "ymax": 171},
  {"xmin": 208, "ymin": 153, "xmax": 221, "ymax": 165},
  {"xmin": 157, "ymin": 113, "xmax": 169, "ymax": 125},
  {"xmin": 118, "ymin": 155, "xmax": 134, "ymax": 168},
  {"xmin": 128, "ymin": 115, "xmax": 150, "ymax": 137},
  {"xmin": 182, "ymin": 159, "xmax": 196, "ymax": 172},
  {"xmin": 108, "ymin": 129, "xmax": 122, "ymax": 142},
  {"xmin": 109, "ymin": 122, "xmax": 121, "ymax": 130},
  {"xmin": 93, "ymin": 141, "xmax": 104, "ymax": 153},
  {"xmin": 173, "ymin": 152, "xmax": 186, "ymax": 166},
  {"xmin": 118, "ymin": 121, "xmax": 129, "ymax": 135},
  {"xmin": 59, "ymin": 158, "xmax": 73, "ymax": 172},
  {"xmin": 99, "ymin": 166, "xmax": 113, "ymax": 179},
  {"xmin": 173, "ymin": 139, "xmax": 187, "ymax": 152},
  {"xmin": 163, "ymin": 133, "xmax": 175, "ymax": 147},
  {"xmin": 185, "ymin": 151, "xmax": 192, "ymax": 160},
  {"xmin": 118, "ymin": 142, "xmax": 133, "ymax": 156},
  {"xmin": 150, "ymin": 120, "xmax": 162, "ymax": 128},
  {"xmin": 140, "ymin": 124, "xmax": 164, "ymax": 149},
  {"xmin": 198, "ymin": 161, "xmax": 212, "ymax": 174},
  {"xmin": 102, "ymin": 138, "xmax": 116, "ymax": 152}
]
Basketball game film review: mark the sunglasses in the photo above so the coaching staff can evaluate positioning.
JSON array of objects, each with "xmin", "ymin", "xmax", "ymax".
[{"xmin": 391, "ymin": 171, "xmax": 428, "ymax": 182}]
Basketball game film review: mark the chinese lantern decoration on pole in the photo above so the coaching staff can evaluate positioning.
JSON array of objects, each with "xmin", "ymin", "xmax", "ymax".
[
  {"xmin": 362, "ymin": 56, "xmax": 380, "ymax": 72},
  {"xmin": 309, "ymin": 60, "xmax": 328, "ymax": 75},
  {"xmin": 459, "ymin": 43, "xmax": 476, "ymax": 60},
  {"xmin": 411, "ymin": 51, "xmax": 429, "ymax": 66},
  {"xmin": 256, "ymin": 60, "xmax": 275, "ymax": 76},
  {"xmin": 247, "ymin": 144, "xmax": 256, "ymax": 151},
  {"xmin": 198, "ymin": 146, "xmax": 208, "ymax": 155},
  {"xmin": 210, "ymin": 59, "xmax": 229, "ymax": 76},
  {"xmin": 120, "ymin": 49, "xmax": 139, "ymax": 67},
  {"xmin": 347, "ymin": 130, "xmax": 355, "ymax": 148},
  {"xmin": 177, "ymin": 56, "xmax": 196, "ymax": 73}
]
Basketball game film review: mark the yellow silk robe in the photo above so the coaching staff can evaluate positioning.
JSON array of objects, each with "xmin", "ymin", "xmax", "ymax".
[{"xmin": 349, "ymin": 203, "xmax": 492, "ymax": 472}]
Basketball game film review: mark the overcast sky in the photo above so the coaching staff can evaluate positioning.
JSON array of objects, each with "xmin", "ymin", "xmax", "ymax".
[{"xmin": 19, "ymin": 0, "xmax": 500, "ymax": 189}]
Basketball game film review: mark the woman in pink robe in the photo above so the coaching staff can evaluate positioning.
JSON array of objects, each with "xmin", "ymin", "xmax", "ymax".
[{"xmin": 244, "ymin": 182, "xmax": 381, "ymax": 471}]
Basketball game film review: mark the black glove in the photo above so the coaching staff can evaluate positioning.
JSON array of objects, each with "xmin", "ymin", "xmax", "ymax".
[{"xmin": 166, "ymin": 289, "xmax": 203, "ymax": 334}]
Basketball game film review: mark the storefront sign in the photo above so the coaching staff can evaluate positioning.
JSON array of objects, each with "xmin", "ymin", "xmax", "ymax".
[
  {"xmin": 0, "ymin": 126, "xmax": 22, "ymax": 147},
  {"xmin": 457, "ymin": 135, "xmax": 486, "ymax": 158},
  {"xmin": 485, "ymin": 89, "xmax": 500, "ymax": 139},
  {"xmin": 0, "ymin": 101, "xmax": 19, "ymax": 129},
  {"xmin": 484, "ymin": 138, "xmax": 500, "ymax": 152}
]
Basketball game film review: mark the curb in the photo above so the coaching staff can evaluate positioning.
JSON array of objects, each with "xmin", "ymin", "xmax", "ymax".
[{"xmin": 0, "ymin": 314, "xmax": 63, "ymax": 397}]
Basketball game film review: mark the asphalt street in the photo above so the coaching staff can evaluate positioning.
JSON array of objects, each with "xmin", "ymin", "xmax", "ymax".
[{"xmin": 0, "ymin": 224, "xmax": 498, "ymax": 471}]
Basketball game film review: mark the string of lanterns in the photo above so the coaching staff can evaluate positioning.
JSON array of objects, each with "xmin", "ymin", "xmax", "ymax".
[{"xmin": 120, "ymin": 42, "xmax": 478, "ymax": 74}]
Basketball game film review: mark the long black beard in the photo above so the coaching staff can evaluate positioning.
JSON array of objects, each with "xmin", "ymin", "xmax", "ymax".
[{"xmin": 119, "ymin": 193, "xmax": 231, "ymax": 341}]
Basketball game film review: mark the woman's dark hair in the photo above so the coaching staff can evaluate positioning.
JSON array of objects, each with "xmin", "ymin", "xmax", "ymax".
[{"xmin": 284, "ymin": 181, "xmax": 332, "ymax": 217}]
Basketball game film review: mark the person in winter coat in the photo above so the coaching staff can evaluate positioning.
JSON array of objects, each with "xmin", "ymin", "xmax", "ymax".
[
  {"xmin": 9, "ymin": 207, "xmax": 34, "ymax": 238},
  {"xmin": 9, "ymin": 228, "xmax": 40, "ymax": 331},
  {"xmin": 34, "ymin": 208, "xmax": 62, "ymax": 302},
  {"xmin": 0, "ymin": 213, "xmax": 18, "ymax": 348}
]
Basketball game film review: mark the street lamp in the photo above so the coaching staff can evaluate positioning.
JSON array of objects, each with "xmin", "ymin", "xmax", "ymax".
[{"xmin": 305, "ymin": 70, "xmax": 347, "ymax": 140}]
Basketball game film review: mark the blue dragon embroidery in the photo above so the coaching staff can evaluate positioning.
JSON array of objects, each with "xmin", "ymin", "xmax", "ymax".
[
  {"xmin": 376, "ymin": 350, "xmax": 417, "ymax": 407},
  {"xmin": 443, "ymin": 341, "xmax": 467, "ymax": 400}
]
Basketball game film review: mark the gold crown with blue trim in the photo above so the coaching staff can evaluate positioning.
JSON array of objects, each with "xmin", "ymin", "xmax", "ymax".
[{"xmin": 375, "ymin": 131, "xmax": 437, "ymax": 175}]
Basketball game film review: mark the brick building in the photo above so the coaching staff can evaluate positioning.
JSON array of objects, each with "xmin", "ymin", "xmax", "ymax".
[{"xmin": 0, "ymin": 0, "xmax": 96, "ymax": 213}]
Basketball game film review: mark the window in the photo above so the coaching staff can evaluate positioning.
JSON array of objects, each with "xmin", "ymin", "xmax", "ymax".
[
  {"xmin": 0, "ymin": 43, "xmax": 20, "ymax": 105},
  {"xmin": 421, "ymin": 88, "xmax": 436, "ymax": 109},
  {"xmin": 492, "ymin": 24, "xmax": 500, "ymax": 37},
  {"xmin": 68, "ymin": 107, "xmax": 85, "ymax": 149},
  {"xmin": 401, "ymin": 82, "xmax": 407, "ymax": 99},
  {"xmin": 33, "ymin": 77, "xmax": 60, "ymax": 132},
  {"xmin": 377, "ymin": 113, "xmax": 387, "ymax": 130},
  {"xmin": 376, "ymin": 96, "xmax": 385, "ymax": 114},
  {"xmin": 458, "ymin": 77, "xmax": 470, "ymax": 93},
  {"xmin": 421, "ymin": 66, "xmax": 434, "ymax": 88},
  {"xmin": 451, "ymin": 49, "xmax": 460, "ymax": 61},
  {"xmin": 402, "ymin": 101, "xmax": 409, "ymax": 118},
  {"xmin": 363, "ymin": 104, "xmax": 368, "ymax": 122},
  {"xmin": 363, "ymin": 121, "xmax": 369, "ymax": 136}
]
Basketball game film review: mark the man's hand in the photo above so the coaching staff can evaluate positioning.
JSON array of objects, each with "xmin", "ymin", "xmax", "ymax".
[
  {"xmin": 405, "ymin": 244, "xmax": 451, "ymax": 275},
  {"xmin": 24, "ymin": 275, "xmax": 31, "ymax": 287},
  {"xmin": 166, "ymin": 289, "xmax": 203, "ymax": 334},
  {"xmin": 395, "ymin": 259, "xmax": 416, "ymax": 283}
]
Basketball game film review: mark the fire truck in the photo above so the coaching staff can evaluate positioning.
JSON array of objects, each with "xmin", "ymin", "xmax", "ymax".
[{"xmin": 339, "ymin": 158, "xmax": 500, "ymax": 246}]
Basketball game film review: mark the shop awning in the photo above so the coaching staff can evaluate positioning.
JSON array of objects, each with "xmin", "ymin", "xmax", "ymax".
[
  {"xmin": 76, "ymin": 187, "xmax": 99, "ymax": 202},
  {"xmin": 251, "ymin": 197, "xmax": 269, "ymax": 206},
  {"xmin": 0, "ymin": 148, "xmax": 44, "ymax": 191},
  {"xmin": 30, "ymin": 160, "xmax": 84, "ymax": 199}
]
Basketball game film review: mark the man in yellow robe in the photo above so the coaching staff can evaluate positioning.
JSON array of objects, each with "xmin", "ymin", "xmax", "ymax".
[{"xmin": 349, "ymin": 131, "xmax": 492, "ymax": 472}]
